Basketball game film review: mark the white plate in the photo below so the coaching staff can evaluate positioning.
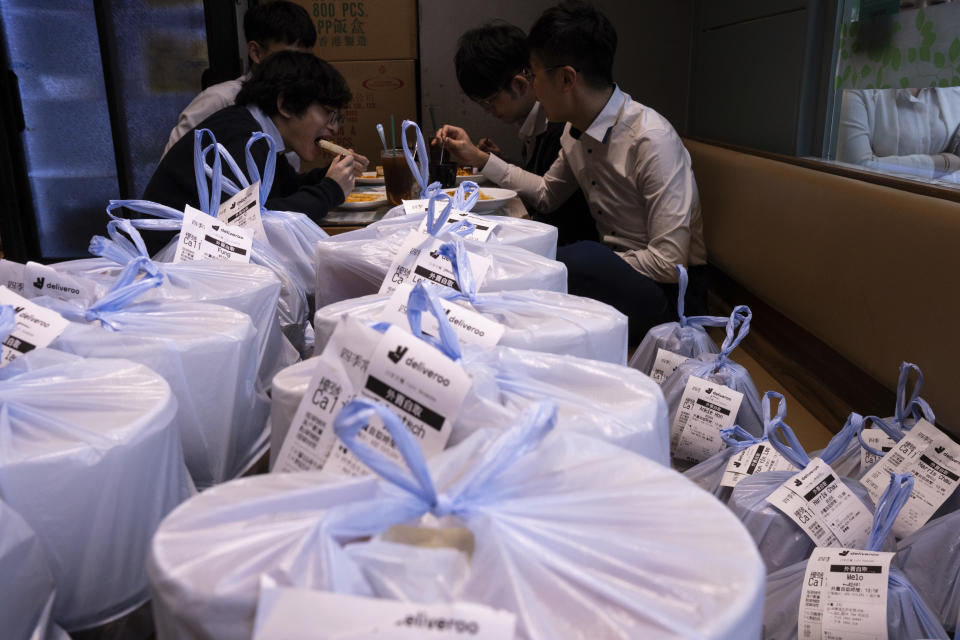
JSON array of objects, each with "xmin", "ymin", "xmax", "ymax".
[
  {"xmin": 456, "ymin": 173, "xmax": 490, "ymax": 186},
  {"xmin": 338, "ymin": 189, "xmax": 388, "ymax": 210},
  {"xmin": 357, "ymin": 175, "xmax": 385, "ymax": 186},
  {"xmin": 442, "ymin": 187, "xmax": 517, "ymax": 213}
]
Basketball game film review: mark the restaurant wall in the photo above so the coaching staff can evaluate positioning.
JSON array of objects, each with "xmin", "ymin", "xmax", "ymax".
[{"xmin": 418, "ymin": 0, "xmax": 694, "ymax": 164}]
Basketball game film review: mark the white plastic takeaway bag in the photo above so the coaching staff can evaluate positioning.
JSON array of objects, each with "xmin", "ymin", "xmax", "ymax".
[
  {"xmin": 272, "ymin": 282, "xmax": 668, "ymax": 468},
  {"xmin": 0, "ymin": 308, "xmax": 192, "ymax": 630},
  {"xmin": 34, "ymin": 261, "xmax": 268, "ymax": 489},
  {"xmin": 629, "ymin": 264, "xmax": 724, "ymax": 382},
  {"xmin": 313, "ymin": 237, "xmax": 627, "ymax": 364},
  {"xmin": 762, "ymin": 473, "xmax": 949, "ymax": 640},
  {"xmin": 315, "ymin": 191, "xmax": 567, "ymax": 308},
  {"xmin": 728, "ymin": 393, "xmax": 877, "ymax": 573},
  {"xmin": 149, "ymin": 398, "xmax": 765, "ymax": 640},
  {"xmin": 895, "ymin": 507, "xmax": 960, "ymax": 635}
]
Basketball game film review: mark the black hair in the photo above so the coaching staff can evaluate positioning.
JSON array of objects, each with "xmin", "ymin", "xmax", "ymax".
[
  {"xmin": 528, "ymin": 1, "xmax": 616, "ymax": 89},
  {"xmin": 236, "ymin": 50, "xmax": 351, "ymax": 116},
  {"xmin": 244, "ymin": 1, "xmax": 317, "ymax": 49},
  {"xmin": 454, "ymin": 22, "xmax": 528, "ymax": 100}
]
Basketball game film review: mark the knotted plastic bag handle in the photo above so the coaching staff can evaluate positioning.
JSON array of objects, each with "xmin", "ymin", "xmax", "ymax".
[
  {"xmin": 333, "ymin": 397, "xmax": 557, "ymax": 518},
  {"xmin": 763, "ymin": 390, "xmax": 810, "ymax": 469},
  {"xmin": 819, "ymin": 411, "xmax": 865, "ymax": 466},
  {"xmin": 714, "ymin": 304, "xmax": 751, "ymax": 370},
  {"xmin": 673, "ymin": 264, "xmax": 728, "ymax": 329},
  {"xmin": 401, "ymin": 120, "xmax": 436, "ymax": 197},
  {"xmin": 404, "ymin": 281, "xmax": 463, "ymax": 362},
  {"xmin": 243, "ymin": 132, "xmax": 277, "ymax": 206},
  {"xmin": 858, "ymin": 415, "xmax": 902, "ymax": 457},
  {"xmin": 434, "ymin": 238, "xmax": 478, "ymax": 301},
  {"xmin": 720, "ymin": 425, "xmax": 766, "ymax": 452},
  {"xmin": 106, "ymin": 199, "xmax": 185, "ymax": 232},
  {"xmin": 452, "ymin": 181, "xmax": 480, "ymax": 212},
  {"xmin": 866, "ymin": 472, "xmax": 914, "ymax": 551},
  {"xmin": 894, "ymin": 362, "xmax": 936, "ymax": 428},
  {"xmin": 0, "ymin": 306, "xmax": 15, "ymax": 343},
  {"xmin": 89, "ymin": 219, "xmax": 161, "ymax": 278},
  {"xmin": 193, "ymin": 129, "xmax": 223, "ymax": 216},
  {"xmin": 80, "ymin": 258, "xmax": 163, "ymax": 330}
]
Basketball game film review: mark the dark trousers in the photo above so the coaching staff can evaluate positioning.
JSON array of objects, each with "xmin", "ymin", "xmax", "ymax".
[{"xmin": 556, "ymin": 241, "xmax": 708, "ymax": 346}]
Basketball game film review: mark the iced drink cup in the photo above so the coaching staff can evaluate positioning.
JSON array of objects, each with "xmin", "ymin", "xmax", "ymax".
[{"xmin": 381, "ymin": 149, "xmax": 418, "ymax": 206}]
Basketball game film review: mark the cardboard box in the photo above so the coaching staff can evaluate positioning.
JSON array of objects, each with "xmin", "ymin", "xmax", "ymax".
[
  {"xmin": 291, "ymin": 0, "xmax": 418, "ymax": 61},
  {"xmin": 305, "ymin": 59, "xmax": 418, "ymax": 170}
]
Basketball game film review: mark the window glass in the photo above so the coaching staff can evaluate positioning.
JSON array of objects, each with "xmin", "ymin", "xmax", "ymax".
[{"xmin": 826, "ymin": 0, "xmax": 960, "ymax": 188}]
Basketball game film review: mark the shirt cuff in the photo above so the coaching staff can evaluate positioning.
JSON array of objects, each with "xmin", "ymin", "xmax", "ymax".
[{"xmin": 481, "ymin": 153, "xmax": 510, "ymax": 184}]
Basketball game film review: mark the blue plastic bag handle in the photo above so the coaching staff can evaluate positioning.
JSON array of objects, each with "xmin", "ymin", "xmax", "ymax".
[
  {"xmin": 425, "ymin": 192, "xmax": 454, "ymax": 236},
  {"xmin": 452, "ymin": 181, "xmax": 480, "ymax": 212},
  {"xmin": 435, "ymin": 239, "xmax": 478, "ymax": 301},
  {"xmin": 895, "ymin": 362, "xmax": 936, "ymax": 427},
  {"xmin": 820, "ymin": 411, "xmax": 865, "ymax": 466},
  {"xmin": 866, "ymin": 472, "xmax": 914, "ymax": 551},
  {"xmin": 83, "ymin": 258, "xmax": 163, "ymax": 328},
  {"xmin": 106, "ymin": 199, "xmax": 185, "ymax": 232},
  {"xmin": 673, "ymin": 264, "xmax": 728, "ymax": 329},
  {"xmin": 192, "ymin": 129, "xmax": 223, "ymax": 216},
  {"xmin": 333, "ymin": 397, "xmax": 557, "ymax": 517},
  {"xmin": 404, "ymin": 281, "xmax": 463, "ymax": 362},
  {"xmin": 0, "ymin": 306, "xmax": 15, "ymax": 343},
  {"xmin": 715, "ymin": 305, "xmax": 751, "ymax": 369},
  {"xmin": 720, "ymin": 425, "xmax": 766, "ymax": 451},
  {"xmin": 244, "ymin": 132, "xmax": 277, "ymax": 206},
  {"xmin": 89, "ymin": 219, "xmax": 162, "ymax": 278},
  {"xmin": 857, "ymin": 415, "xmax": 903, "ymax": 457},
  {"xmin": 401, "ymin": 120, "xmax": 432, "ymax": 197},
  {"xmin": 763, "ymin": 390, "xmax": 811, "ymax": 469}
]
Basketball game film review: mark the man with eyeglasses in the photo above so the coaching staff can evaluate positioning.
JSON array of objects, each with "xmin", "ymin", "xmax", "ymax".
[
  {"xmin": 436, "ymin": 1, "xmax": 707, "ymax": 346},
  {"xmin": 145, "ymin": 51, "xmax": 365, "ymax": 223},
  {"xmin": 448, "ymin": 22, "xmax": 594, "ymax": 245}
]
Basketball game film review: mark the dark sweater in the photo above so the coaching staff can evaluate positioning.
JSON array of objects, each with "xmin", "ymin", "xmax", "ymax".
[{"xmin": 143, "ymin": 105, "xmax": 345, "ymax": 221}]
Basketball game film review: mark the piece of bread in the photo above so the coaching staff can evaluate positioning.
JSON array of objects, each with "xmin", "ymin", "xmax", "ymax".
[{"xmin": 317, "ymin": 139, "xmax": 351, "ymax": 156}]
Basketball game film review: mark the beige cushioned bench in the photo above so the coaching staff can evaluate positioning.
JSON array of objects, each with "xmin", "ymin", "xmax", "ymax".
[{"xmin": 685, "ymin": 139, "xmax": 960, "ymax": 436}]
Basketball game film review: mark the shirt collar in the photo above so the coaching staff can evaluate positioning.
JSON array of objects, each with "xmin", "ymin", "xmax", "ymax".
[
  {"xmin": 246, "ymin": 105, "xmax": 286, "ymax": 154},
  {"xmin": 569, "ymin": 85, "xmax": 626, "ymax": 143},
  {"xmin": 518, "ymin": 101, "xmax": 548, "ymax": 140}
]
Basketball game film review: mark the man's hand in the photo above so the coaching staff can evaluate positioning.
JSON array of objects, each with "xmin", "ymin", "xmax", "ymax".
[
  {"xmin": 326, "ymin": 154, "xmax": 356, "ymax": 198},
  {"xmin": 434, "ymin": 125, "xmax": 490, "ymax": 168},
  {"xmin": 348, "ymin": 150, "xmax": 370, "ymax": 176},
  {"xmin": 477, "ymin": 137, "xmax": 502, "ymax": 156}
]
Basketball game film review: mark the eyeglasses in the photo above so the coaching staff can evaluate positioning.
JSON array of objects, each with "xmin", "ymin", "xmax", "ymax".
[{"xmin": 322, "ymin": 106, "xmax": 342, "ymax": 127}]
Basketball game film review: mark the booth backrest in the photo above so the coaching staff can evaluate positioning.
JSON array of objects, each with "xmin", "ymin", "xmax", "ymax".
[{"xmin": 686, "ymin": 139, "xmax": 960, "ymax": 437}]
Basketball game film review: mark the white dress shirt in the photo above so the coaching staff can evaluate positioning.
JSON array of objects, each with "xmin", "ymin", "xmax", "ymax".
[
  {"xmin": 837, "ymin": 87, "xmax": 960, "ymax": 177},
  {"xmin": 517, "ymin": 101, "xmax": 549, "ymax": 167},
  {"xmin": 163, "ymin": 73, "xmax": 301, "ymax": 171},
  {"xmin": 482, "ymin": 86, "xmax": 706, "ymax": 283}
]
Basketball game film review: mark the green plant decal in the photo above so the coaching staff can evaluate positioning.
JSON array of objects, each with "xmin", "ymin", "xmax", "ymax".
[
  {"xmin": 950, "ymin": 37, "xmax": 960, "ymax": 62},
  {"xmin": 908, "ymin": 47, "xmax": 918, "ymax": 62},
  {"xmin": 935, "ymin": 51, "xmax": 946, "ymax": 68},
  {"xmin": 891, "ymin": 48, "xmax": 902, "ymax": 70},
  {"xmin": 900, "ymin": 76, "xmax": 910, "ymax": 87}
]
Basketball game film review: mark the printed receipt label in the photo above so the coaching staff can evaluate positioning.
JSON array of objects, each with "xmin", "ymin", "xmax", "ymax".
[
  {"xmin": 720, "ymin": 442, "xmax": 795, "ymax": 488},
  {"xmin": 799, "ymin": 548, "xmax": 892, "ymax": 640},
  {"xmin": 216, "ymin": 181, "xmax": 266, "ymax": 242},
  {"xmin": 253, "ymin": 586, "xmax": 516, "ymax": 639},
  {"xmin": 415, "ymin": 209, "xmax": 499, "ymax": 242},
  {"xmin": 379, "ymin": 230, "xmax": 491, "ymax": 297},
  {"xmin": 860, "ymin": 427, "xmax": 896, "ymax": 471},
  {"xmin": 325, "ymin": 324, "xmax": 472, "ymax": 476},
  {"xmin": 0, "ymin": 286, "xmax": 70, "ymax": 366},
  {"xmin": 649, "ymin": 348, "xmax": 687, "ymax": 385},
  {"xmin": 275, "ymin": 320, "xmax": 472, "ymax": 477},
  {"xmin": 767, "ymin": 458, "xmax": 873, "ymax": 548},
  {"xmin": 173, "ymin": 205, "xmax": 254, "ymax": 264},
  {"xmin": 859, "ymin": 418, "xmax": 960, "ymax": 538},
  {"xmin": 0, "ymin": 260, "xmax": 26, "ymax": 294},
  {"xmin": 670, "ymin": 376, "xmax": 743, "ymax": 465},
  {"xmin": 378, "ymin": 283, "xmax": 505, "ymax": 348}
]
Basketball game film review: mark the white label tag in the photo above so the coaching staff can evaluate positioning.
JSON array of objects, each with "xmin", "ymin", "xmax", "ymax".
[
  {"xmin": 670, "ymin": 376, "xmax": 744, "ymax": 465},
  {"xmin": 379, "ymin": 230, "xmax": 491, "ymax": 297},
  {"xmin": 0, "ymin": 286, "xmax": 70, "ymax": 366},
  {"xmin": 799, "ymin": 548, "xmax": 892, "ymax": 640},
  {"xmin": 767, "ymin": 458, "xmax": 874, "ymax": 548},
  {"xmin": 649, "ymin": 348, "xmax": 687, "ymax": 385},
  {"xmin": 378, "ymin": 284, "xmax": 505, "ymax": 348},
  {"xmin": 0, "ymin": 260, "xmax": 26, "ymax": 294},
  {"xmin": 401, "ymin": 198, "xmax": 431, "ymax": 215},
  {"xmin": 253, "ymin": 586, "xmax": 517, "ymax": 640},
  {"xmin": 173, "ymin": 205, "xmax": 254, "ymax": 264},
  {"xmin": 416, "ymin": 210, "xmax": 499, "ymax": 242},
  {"xmin": 216, "ymin": 181, "xmax": 267, "ymax": 243},
  {"xmin": 860, "ymin": 427, "xmax": 896, "ymax": 471},
  {"xmin": 720, "ymin": 442, "xmax": 796, "ymax": 488},
  {"xmin": 325, "ymin": 325, "xmax": 472, "ymax": 477},
  {"xmin": 23, "ymin": 262, "xmax": 101, "ymax": 303},
  {"xmin": 859, "ymin": 418, "xmax": 960, "ymax": 538}
]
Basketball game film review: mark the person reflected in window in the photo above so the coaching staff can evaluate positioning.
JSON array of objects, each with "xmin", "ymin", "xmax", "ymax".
[{"xmin": 837, "ymin": 87, "xmax": 960, "ymax": 182}]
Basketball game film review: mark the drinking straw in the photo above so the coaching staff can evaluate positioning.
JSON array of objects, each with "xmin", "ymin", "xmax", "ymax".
[
  {"xmin": 390, "ymin": 115, "xmax": 397, "ymax": 151},
  {"xmin": 376, "ymin": 123, "xmax": 387, "ymax": 150}
]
